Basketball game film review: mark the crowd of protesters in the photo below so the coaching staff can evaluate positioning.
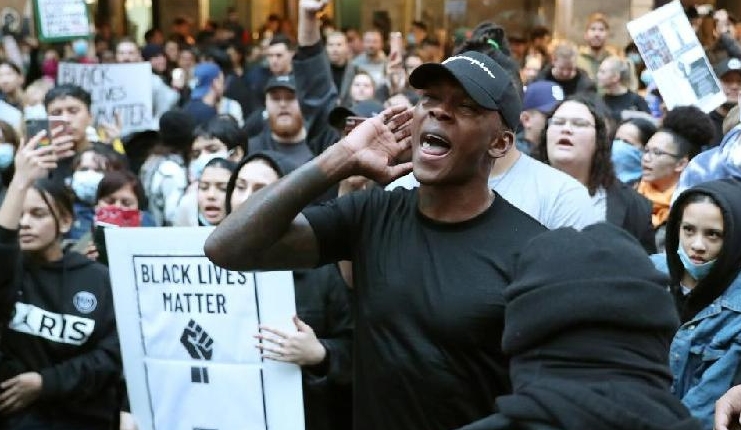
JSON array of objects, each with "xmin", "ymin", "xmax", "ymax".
[{"xmin": 1, "ymin": 0, "xmax": 741, "ymax": 428}]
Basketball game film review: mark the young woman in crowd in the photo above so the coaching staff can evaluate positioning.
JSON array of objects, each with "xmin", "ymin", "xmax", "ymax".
[
  {"xmin": 0, "ymin": 132, "xmax": 121, "ymax": 429},
  {"xmin": 636, "ymin": 106, "xmax": 715, "ymax": 250},
  {"xmin": 650, "ymin": 179, "xmax": 741, "ymax": 430},
  {"xmin": 611, "ymin": 117, "xmax": 657, "ymax": 185},
  {"xmin": 225, "ymin": 150, "xmax": 352, "ymax": 430},
  {"xmin": 67, "ymin": 147, "xmax": 124, "ymax": 240},
  {"xmin": 541, "ymin": 94, "xmax": 655, "ymax": 252},
  {"xmin": 196, "ymin": 157, "xmax": 236, "ymax": 226},
  {"xmin": 174, "ymin": 115, "xmax": 246, "ymax": 226},
  {"xmin": 348, "ymin": 71, "xmax": 377, "ymax": 105}
]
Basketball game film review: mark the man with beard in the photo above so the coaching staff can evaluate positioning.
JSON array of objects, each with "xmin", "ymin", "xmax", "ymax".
[
  {"xmin": 246, "ymin": 4, "xmax": 339, "ymax": 167},
  {"xmin": 205, "ymin": 4, "xmax": 547, "ymax": 430}
]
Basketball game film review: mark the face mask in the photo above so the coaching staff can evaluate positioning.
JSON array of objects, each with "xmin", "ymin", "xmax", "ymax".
[
  {"xmin": 95, "ymin": 206, "xmax": 142, "ymax": 227},
  {"xmin": 189, "ymin": 152, "xmax": 227, "ymax": 182},
  {"xmin": 72, "ymin": 40, "xmax": 88, "ymax": 57},
  {"xmin": 71, "ymin": 170, "xmax": 104, "ymax": 205},
  {"xmin": 610, "ymin": 139, "xmax": 643, "ymax": 184},
  {"xmin": 0, "ymin": 143, "xmax": 14, "ymax": 170},
  {"xmin": 640, "ymin": 69, "xmax": 652, "ymax": 86},
  {"xmin": 406, "ymin": 34, "xmax": 416, "ymax": 45},
  {"xmin": 627, "ymin": 53, "xmax": 643, "ymax": 66},
  {"xmin": 677, "ymin": 245, "xmax": 716, "ymax": 282}
]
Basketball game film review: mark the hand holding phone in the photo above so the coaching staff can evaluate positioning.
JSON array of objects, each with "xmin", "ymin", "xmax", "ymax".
[{"xmin": 24, "ymin": 119, "xmax": 51, "ymax": 147}]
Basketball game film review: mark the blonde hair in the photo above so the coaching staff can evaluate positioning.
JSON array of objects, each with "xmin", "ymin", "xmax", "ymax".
[{"xmin": 551, "ymin": 40, "xmax": 578, "ymax": 62}]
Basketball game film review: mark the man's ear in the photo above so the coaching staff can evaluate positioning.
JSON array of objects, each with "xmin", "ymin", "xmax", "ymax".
[
  {"xmin": 674, "ymin": 156, "xmax": 689, "ymax": 173},
  {"xmin": 520, "ymin": 111, "xmax": 531, "ymax": 129},
  {"xmin": 489, "ymin": 130, "xmax": 514, "ymax": 159}
]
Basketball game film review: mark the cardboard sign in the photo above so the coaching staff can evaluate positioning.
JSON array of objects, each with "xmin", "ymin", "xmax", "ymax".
[
  {"xmin": 106, "ymin": 227, "xmax": 305, "ymax": 430},
  {"xmin": 32, "ymin": 0, "xmax": 89, "ymax": 42},
  {"xmin": 627, "ymin": 0, "xmax": 725, "ymax": 113},
  {"xmin": 57, "ymin": 62, "xmax": 154, "ymax": 131}
]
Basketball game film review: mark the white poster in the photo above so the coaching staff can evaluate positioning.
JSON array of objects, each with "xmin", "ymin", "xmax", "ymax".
[
  {"xmin": 627, "ymin": 0, "xmax": 725, "ymax": 113},
  {"xmin": 34, "ymin": 0, "xmax": 89, "ymax": 41},
  {"xmin": 57, "ymin": 62, "xmax": 154, "ymax": 132},
  {"xmin": 106, "ymin": 227, "xmax": 305, "ymax": 430}
]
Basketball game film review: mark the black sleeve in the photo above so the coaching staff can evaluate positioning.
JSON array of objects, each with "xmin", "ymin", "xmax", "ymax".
[
  {"xmin": 0, "ymin": 226, "xmax": 20, "ymax": 323},
  {"xmin": 311, "ymin": 266, "xmax": 353, "ymax": 384},
  {"xmin": 293, "ymin": 42, "xmax": 338, "ymax": 147},
  {"xmin": 38, "ymin": 273, "xmax": 122, "ymax": 401},
  {"xmin": 632, "ymin": 192, "xmax": 657, "ymax": 254},
  {"xmin": 302, "ymin": 188, "xmax": 375, "ymax": 266},
  {"xmin": 633, "ymin": 93, "xmax": 650, "ymax": 114}
]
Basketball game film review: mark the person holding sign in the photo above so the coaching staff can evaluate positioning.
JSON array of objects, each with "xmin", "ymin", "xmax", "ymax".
[
  {"xmin": 205, "ymin": 2, "xmax": 547, "ymax": 428},
  {"xmin": 225, "ymin": 150, "xmax": 353, "ymax": 430},
  {"xmin": 0, "ymin": 131, "xmax": 122, "ymax": 429}
]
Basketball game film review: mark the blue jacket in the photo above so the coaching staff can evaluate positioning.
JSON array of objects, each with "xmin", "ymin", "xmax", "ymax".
[{"xmin": 652, "ymin": 253, "xmax": 741, "ymax": 430}]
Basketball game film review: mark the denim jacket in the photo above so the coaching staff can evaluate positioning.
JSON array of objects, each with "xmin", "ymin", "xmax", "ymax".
[{"xmin": 651, "ymin": 253, "xmax": 741, "ymax": 430}]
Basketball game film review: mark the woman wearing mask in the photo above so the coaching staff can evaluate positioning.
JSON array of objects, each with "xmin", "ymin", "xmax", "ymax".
[
  {"xmin": 174, "ymin": 115, "xmax": 246, "ymax": 226},
  {"xmin": 225, "ymin": 150, "xmax": 353, "ymax": 430},
  {"xmin": 611, "ymin": 117, "xmax": 657, "ymax": 185},
  {"xmin": 0, "ymin": 133, "xmax": 121, "ymax": 429},
  {"xmin": 650, "ymin": 179, "xmax": 741, "ymax": 430},
  {"xmin": 0, "ymin": 120, "xmax": 19, "ymax": 203},
  {"xmin": 541, "ymin": 94, "xmax": 655, "ymax": 252},
  {"xmin": 67, "ymin": 147, "xmax": 123, "ymax": 240},
  {"xmin": 636, "ymin": 106, "xmax": 715, "ymax": 250},
  {"xmin": 196, "ymin": 157, "xmax": 236, "ymax": 226}
]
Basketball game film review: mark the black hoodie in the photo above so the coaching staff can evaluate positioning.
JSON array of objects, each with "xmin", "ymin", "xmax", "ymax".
[
  {"xmin": 665, "ymin": 179, "xmax": 741, "ymax": 322},
  {"xmin": 0, "ymin": 226, "xmax": 121, "ymax": 427}
]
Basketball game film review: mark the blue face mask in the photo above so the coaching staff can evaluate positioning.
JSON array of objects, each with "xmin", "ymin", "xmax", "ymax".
[
  {"xmin": 406, "ymin": 34, "xmax": 416, "ymax": 45},
  {"xmin": 627, "ymin": 53, "xmax": 643, "ymax": 66},
  {"xmin": 677, "ymin": 245, "xmax": 716, "ymax": 281},
  {"xmin": 0, "ymin": 143, "xmax": 14, "ymax": 170},
  {"xmin": 71, "ymin": 170, "xmax": 104, "ymax": 206},
  {"xmin": 640, "ymin": 69, "xmax": 652, "ymax": 86},
  {"xmin": 610, "ymin": 139, "xmax": 642, "ymax": 184},
  {"xmin": 72, "ymin": 40, "xmax": 88, "ymax": 57}
]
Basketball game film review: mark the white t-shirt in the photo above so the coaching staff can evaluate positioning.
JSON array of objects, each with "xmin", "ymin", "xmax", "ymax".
[
  {"xmin": 591, "ymin": 186, "xmax": 608, "ymax": 222},
  {"xmin": 386, "ymin": 153, "xmax": 598, "ymax": 230}
]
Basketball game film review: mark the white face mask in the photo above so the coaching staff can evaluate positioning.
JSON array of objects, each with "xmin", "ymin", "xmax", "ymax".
[
  {"xmin": 189, "ymin": 152, "xmax": 228, "ymax": 182},
  {"xmin": 71, "ymin": 170, "xmax": 105, "ymax": 205},
  {"xmin": 0, "ymin": 143, "xmax": 14, "ymax": 170}
]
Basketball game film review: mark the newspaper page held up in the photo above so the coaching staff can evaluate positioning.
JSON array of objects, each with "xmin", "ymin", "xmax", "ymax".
[{"xmin": 627, "ymin": 0, "xmax": 725, "ymax": 113}]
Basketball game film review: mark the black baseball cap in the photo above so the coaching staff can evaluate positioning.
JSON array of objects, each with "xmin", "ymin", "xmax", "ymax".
[
  {"xmin": 409, "ymin": 50, "xmax": 522, "ymax": 131},
  {"xmin": 265, "ymin": 74, "xmax": 296, "ymax": 93},
  {"xmin": 328, "ymin": 100, "xmax": 385, "ymax": 130}
]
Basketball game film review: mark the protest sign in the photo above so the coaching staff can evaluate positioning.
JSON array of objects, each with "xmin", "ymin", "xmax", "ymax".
[
  {"xmin": 106, "ymin": 227, "xmax": 305, "ymax": 430},
  {"xmin": 627, "ymin": 0, "xmax": 725, "ymax": 113},
  {"xmin": 57, "ymin": 62, "xmax": 154, "ymax": 131},
  {"xmin": 32, "ymin": 0, "xmax": 89, "ymax": 42}
]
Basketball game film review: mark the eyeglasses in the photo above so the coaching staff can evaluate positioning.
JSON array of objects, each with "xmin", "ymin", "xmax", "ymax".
[
  {"xmin": 641, "ymin": 147, "xmax": 680, "ymax": 159},
  {"xmin": 548, "ymin": 117, "xmax": 595, "ymax": 129}
]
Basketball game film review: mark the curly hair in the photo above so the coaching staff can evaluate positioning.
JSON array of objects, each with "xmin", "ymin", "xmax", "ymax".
[
  {"xmin": 660, "ymin": 105, "xmax": 715, "ymax": 160},
  {"xmin": 538, "ymin": 93, "xmax": 616, "ymax": 195}
]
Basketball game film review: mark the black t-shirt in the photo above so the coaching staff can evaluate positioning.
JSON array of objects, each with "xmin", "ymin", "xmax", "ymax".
[
  {"xmin": 302, "ymin": 187, "xmax": 546, "ymax": 430},
  {"xmin": 602, "ymin": 91, "xmax": 650, "ymax": 122}
]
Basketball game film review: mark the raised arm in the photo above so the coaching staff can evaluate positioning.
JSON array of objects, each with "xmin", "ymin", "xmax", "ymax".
[{"xmin": 203, "ymin": 106, "xmax": 413, "ymax": 271}]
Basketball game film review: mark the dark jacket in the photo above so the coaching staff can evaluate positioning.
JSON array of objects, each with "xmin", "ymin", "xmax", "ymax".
[
  {"xmin": 606, "ymin": 181, "xmax": 656, "ymax": 253},
  {"xmin": 535, "ymin": 67, "xmax": 596, "ymax": 97},
  {"xmin": 457, "ymin": 223, "xmax": 700, "ymax": 430},
  {"xmin": 0, "ymin": 227, "xmax": 121, "ymax": 428},
  {"xmin": 294, "ymin": 265, "xmax": 353, "ymax": 430}
]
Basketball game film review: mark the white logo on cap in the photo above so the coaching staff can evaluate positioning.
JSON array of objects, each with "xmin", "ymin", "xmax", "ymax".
[
  {"xmin": 277, "ymin": 75, "xmax": 290, "ymax": 81},
  {"xmin": 552, "ymin": 86, "xmax": 564, "ymax": 101},
  {"xmin": 442, "ymin": 55, "xmax": 496, "ymax": 80},
  {"xmin": 729, "ymin": 58, "xmax": 741, "ymax": 70}
]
